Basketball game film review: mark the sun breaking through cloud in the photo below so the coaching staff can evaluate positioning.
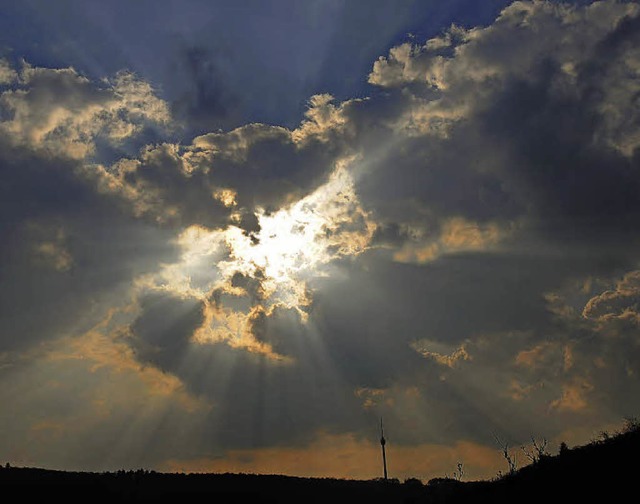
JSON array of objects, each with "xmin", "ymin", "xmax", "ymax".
[
  {"xmin": 145, "ymin": 157, "xmax": 375, "ymax": 357},
  {"xmin": 1, "ymin": 0, "xmax": 640, "ymax": 482}
]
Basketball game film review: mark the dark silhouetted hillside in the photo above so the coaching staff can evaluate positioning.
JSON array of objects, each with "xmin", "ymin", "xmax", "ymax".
[
  {"xmin": 438, "ymin": 418, "xmax": 640, "ymax": 504},
  {"xmin": 1, "ymin": 420, "xmax": 638, "ymax": 503}
]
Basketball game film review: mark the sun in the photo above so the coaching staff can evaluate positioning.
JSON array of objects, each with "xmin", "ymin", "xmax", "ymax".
[
  {"xmin": 221, "ymin": 195, "xmax": 327, "ymax": 294},
  {"xmin": 150, "ymin": 162, "xmax": 376, "ymax": 355},
  {"xmin": 217, "ymin": 164, "xmax": 375, "ymax": 309}
]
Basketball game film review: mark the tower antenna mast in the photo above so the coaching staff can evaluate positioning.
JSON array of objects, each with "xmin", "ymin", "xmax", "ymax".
[{"xmin": 380, "ymin": 417, "xmax": 388, "ymax": 480}]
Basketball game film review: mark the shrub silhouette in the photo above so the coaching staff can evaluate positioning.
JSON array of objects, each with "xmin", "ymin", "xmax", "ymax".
[
  {"xmin": 558, "ymin": 441, "xmax": 569, "ymax": 455},
  {"xmin": 521, "ymin": 437, "xmax": 549, "ymax": 464}
]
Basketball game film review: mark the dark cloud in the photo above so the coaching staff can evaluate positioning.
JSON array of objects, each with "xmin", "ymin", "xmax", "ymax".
[
  {"xmin": 108, "ymin": 115, "xmax": 350, "ymax": 233},
  {"xmin": 307, "ymin": 251, "xmax": 574, "ymax": 383},
  {"xmin": 109, "ymin": 1, "xmax": 640, "ymax": 456},
  {"xmin": 0, "ymin": 139, "xmax": 179, "ymax": 353},
  {"xmin": 123, "ymin": 292, "xmax": 370, "ymax": 451},
  {"xmin": 0, "ymin": 61, "xmax": 177, "ymax": 355},
  {"xmin": 115, "ymin": 249, "xmax": 605, "ymax": 450},
  {"xmin": 115, "ymin": 143, "xmax": 234, "ymax": 230},
  {"xmin": 479, "ymin": 57, "xmax": 640, "ymax": 245},
  {"xmin": 129, "ymin": 291, "xmax": 205, "ymax": 372},
  {"xmin": 230, "ymin": 271, "xmax": 267, "ymax": 303},
  {"xmin": 348, "ymin": 1, "xmax": 640, "ymax": 270},
  {"xmin": 192, "ymin": 123, "xmax": 348, "ymax": 212},
  {"xmin": 3, "ymin": 0, "xmax": 640, "ymax": 477},
  {"xmin": 352, "ymin": 122, "xmax": 523, "ymax": 226},
  {"xmin": 167, "ymin": 43, "xmax": 242, "ymax": 133}
]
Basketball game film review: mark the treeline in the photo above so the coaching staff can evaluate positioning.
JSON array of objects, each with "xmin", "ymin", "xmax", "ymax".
[{"xmin": 1, "ymin": 419, "xmax": 638, "ymax": 503}]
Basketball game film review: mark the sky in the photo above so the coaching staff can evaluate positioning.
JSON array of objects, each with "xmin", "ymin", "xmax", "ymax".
[{"xmin": 1, "ymin": 0, "xmax": 639, "ymax": 482}]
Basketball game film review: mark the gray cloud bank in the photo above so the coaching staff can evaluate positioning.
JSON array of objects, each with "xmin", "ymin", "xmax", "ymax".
[{"xmin": 1, "ymin": 1, "xmax": 640, "ymax": 474}]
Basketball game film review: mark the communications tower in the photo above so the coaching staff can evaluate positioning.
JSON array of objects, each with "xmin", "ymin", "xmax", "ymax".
[{"xmin": 380, "ymin": 418, "xmax": 388, "ymax": 480}]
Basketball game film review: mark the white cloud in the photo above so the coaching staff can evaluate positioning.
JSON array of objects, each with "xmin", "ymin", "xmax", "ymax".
[
  {"xmin": 370, "ymin": 1, "xmax": 639, "ymax": 91},
  {"xmin": 0, "ymin": 64, "xmax": 170, "ymax": 159},
  {"xmin": 0, "ymin": 58, "xmax": 18, "ymax": 85},
  {"xmin": 367, "ymin": 0, "xmax": 640, "ymax": 157},
  {"xmin": 291, "ymin": 94, "xmax": 351, "ymax": 144}
]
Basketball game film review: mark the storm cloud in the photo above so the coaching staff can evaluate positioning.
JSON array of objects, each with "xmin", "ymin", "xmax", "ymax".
[{"xmin": 1, "ymin": 0, "xmax": 640, "ymax": 482}]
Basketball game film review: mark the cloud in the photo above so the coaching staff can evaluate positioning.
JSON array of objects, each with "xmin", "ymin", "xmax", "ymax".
[
  {"xmin": 96, "ymin": 142, "xmax": 235, "ymax": 229},
  {"xmin": 128, "ymin": 290, "xmax": 205, "ymax": 372},
  {"xmin": 121, "ymin": 159, "xmax": 376, "ymax": 361},
  {"xmin": 0, "ymin": 61, "xmax": 183, "ymax": 357},
  {"xmin": 278, "ymin": 6, "xmax": 640, "ymax": 445},
  {"xmin": 582, "ymin": 270, "xmax": 640, "ymax": 322},
  {"xmin": 0, "ymin": 58, "xmax": 17, "ymax": 84},
  {"xmin": 26, "ymin": 222, "xmax": 74, "ymax": 272},
  {"xmin": 392, "ymin": 217, "xmax": 510, "ymax": 264},
  {"xmin": 549, "ymin": 380, "xmax": 593, "ymax": 413},
  {"xmin": 369, "ymin": 1, "xmax": 640, "ymax": 94},
  {"xmin": 0, "ymin": 62, "xmax": 170, "ymax": 159},
  {"xmin": 104, "ymin": 160, "xmax": 382, "ymax": 450},
  {"xmin": 496, "ymin": 267, "xmax": 640, "ymax": 424},
  {"xmin": 92, "ymin": 96, "xmax": 355, "ymax": 232},
  {"xmin": 411, "ymin": 340, "xmax": 472, "ymax": 368},
  {"xmin": 355, "ymin": 0, "xmax": 640, "ymax": 260},
  {"xmin": 2, "ymin": 1, "xmax": 640, "ymax": 479},
  {"xmin": 0, "ymin": 317, "xmax": 210, "ymax": 471},
  {"xmin": 160, "ymin": 432, "xmax": 504, "ymax": 482}
]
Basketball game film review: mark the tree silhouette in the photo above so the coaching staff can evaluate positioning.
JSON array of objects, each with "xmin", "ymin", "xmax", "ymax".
[
  {"xmin": 521, "ymin": 436, "xmax": 549, "ymax": 464},
  {"xmin": 493, "ymin": 434, "xmax": 518, "ymax": 475}
]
